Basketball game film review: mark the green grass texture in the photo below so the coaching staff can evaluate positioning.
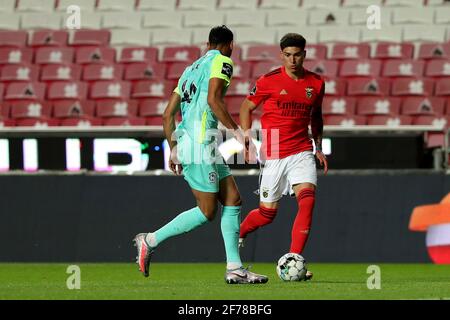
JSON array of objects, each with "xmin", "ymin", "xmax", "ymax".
[{"xmin": 1, "ymin": 263, "xmax": 449, "ymax": 300}]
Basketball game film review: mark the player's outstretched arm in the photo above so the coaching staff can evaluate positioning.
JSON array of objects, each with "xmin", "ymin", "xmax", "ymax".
[
  {"xmin": 311, "ymin": 83, "xmax": 328, "ymax": 175},
  {"xmin": 240, "ymin": 99, "xmax": 259, "ymax": 163},
  {"xmin": 162, "ymin": 91, "xmax": 182, "ymax": 175},
  {"xmin": 239, "ymin": 99, "xmax": 257, "ymax": 133}
]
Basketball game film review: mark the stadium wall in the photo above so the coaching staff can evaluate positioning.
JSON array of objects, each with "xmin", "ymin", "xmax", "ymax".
[{"xmin": 0, "ymin": 172, "xmax": 448, "ymax": 263}]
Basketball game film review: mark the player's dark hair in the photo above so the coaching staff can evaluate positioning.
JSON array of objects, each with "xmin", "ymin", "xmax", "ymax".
[
  {"xmin": 280, "ymin": 33, "xmax": 306, "ymax": 50},
  {"xmin": 209, "ymin": 25, "xmax": 234, "ymax": 45}
]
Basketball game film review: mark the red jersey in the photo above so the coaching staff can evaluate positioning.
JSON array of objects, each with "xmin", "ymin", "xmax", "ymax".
[{"xmin": 246, "ymin": 66, "xmax": 325, "ymax": 160}]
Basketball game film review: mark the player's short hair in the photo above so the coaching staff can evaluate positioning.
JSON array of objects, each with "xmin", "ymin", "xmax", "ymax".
[
  {"xmin": 280, "ymin": 33, "xmax": 306, "ymax": 50},
  {"xmin": 209, "ymin": 25, "xmax": 234, "ymax": 45}
]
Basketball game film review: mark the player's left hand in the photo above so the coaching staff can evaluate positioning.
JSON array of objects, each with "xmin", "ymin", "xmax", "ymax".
[
  {"xmin": 244, "ymin": 136, "xmax": 258, "ymax": 164},
  {"xmin": 315, "ymin": 150, "xmax": 328, "ymax": 175}
]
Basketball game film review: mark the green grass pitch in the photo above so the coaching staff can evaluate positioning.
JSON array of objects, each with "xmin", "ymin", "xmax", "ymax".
[{"xmin": 1, "ymin": 263, "xmax": 449, "ymax": 300}]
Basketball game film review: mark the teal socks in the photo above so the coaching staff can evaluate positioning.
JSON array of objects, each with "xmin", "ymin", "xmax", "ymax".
[
  {"xmin": 151, "ymin": 206, "xmax": 208, "ymax": 247},
  {"xmin": 221, "ymin": 206, "xmax": 243, "ymax": 269}
]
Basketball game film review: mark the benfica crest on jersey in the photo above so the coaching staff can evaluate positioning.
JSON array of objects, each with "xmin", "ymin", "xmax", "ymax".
[{"xmin": 305, "ymin": 87, "xmax": 314, "ymax": 99}]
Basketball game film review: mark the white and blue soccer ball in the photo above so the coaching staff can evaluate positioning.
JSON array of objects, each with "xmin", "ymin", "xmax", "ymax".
[{"xmin": 276, "ymin": 253, "xmax": 307, "ymax": 281}]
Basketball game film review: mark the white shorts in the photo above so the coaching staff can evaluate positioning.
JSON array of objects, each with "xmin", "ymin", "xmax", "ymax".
[{"xmin": 259, "ymin": 151, "xmax": 317, "ymax": 203}]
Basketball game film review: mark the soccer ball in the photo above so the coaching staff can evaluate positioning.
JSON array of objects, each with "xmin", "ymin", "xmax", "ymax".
[{"xmin": 276, "ymin": 253, "xmax": 307, "ymax": 281}]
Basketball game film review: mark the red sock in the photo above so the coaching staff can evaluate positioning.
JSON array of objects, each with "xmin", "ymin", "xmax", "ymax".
[
  {"xmin": 290, "ymin": 188, "xmax": 315, "ymax": 254},
  {"xmin": 240, "ymin": 206, "xmax": 277, "ymax": 238}
]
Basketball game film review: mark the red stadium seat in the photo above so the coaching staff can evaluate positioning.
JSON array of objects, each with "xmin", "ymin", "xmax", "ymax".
[
  {"xmin": 0, "ymin": 117, "xmax": 15, "ymax": 127},
  {"xmin": 16, "ymin": 118, "xmax": 60, "ymax": 127},
  {"xmin": 82, "ymin": 64, "xmax": 124, "ymax": 81},
  {"xmin": 418, "ymin": 43, "xmax": 450, "ymax": 60},
  {"xmin": 224, "ymin": 96, "xmax": 245, "ymax": 115},
  {"xmin": 0, "ymin": 64, "xmax": 39, "ymax": 82},
  {"xmin": 425, "ymin": 60, "xmax": 450, "ymax": 77},
  {"xmin": 40, "ymin": 64, "xmax": 82, "ymax": 81},
  {"xmin": 75, "ymin": 47, "xmax": 116, "ymax": 65},
  {"xmin": 53, "ymin": 100, "xmax": 95, "ymax": 118},
  {"xmin": 226, "ymin": 79, "xmax": 253, "ymax": 97},
  {"xmin": 411, "ymin": 115, "xmax": 448, "ymax": 129},
  {"xmin": 124, "ymin": 63, "xmax": 166, "ymax": 81},
  {"xmin": 0, "ymin": 31, "xmax": 28, "ymax": 47},
  {"xmin": 166, "ymin": 62, "xmax": 190, "ymax": 80},
  {"xmin": 330, "ymin": 43, "xmax": 370, "ymax": 60},
  {"xmin": 35, "ymin": 47, "xmax": 74, "ymax": 64},
  {"xmin": 322, "ymin": 97, "xmax": 356, "ymax": 115},
  {"xmin": 103, "ymin": 117, "xmax": 146, "ymax": 126},
  {"xmin": 139, "ymin": 98, "xmax": 169, "ymax": 116},
  {"xmin": 246, "ymin": 45, "xmax": 279, "ymax": 61},
  {"xmin": 324, "ymin": 78, "xmax": 347, "ymax": 96},
  {"xmin": 303, "ymin": 60, "xmax": 338, "ymax": 78},
  {"xmin": 373, "ymin": 42, "xmax": 414, "ymax": 60},
  {"xmin": 29, "ymin": 30, "xmax": 68, "ymax": 47},
  {"xmin": 59, "ymin": 116, "xmax": 102, "ymax": 127},
  {"xmin": 251, "ymin": 62, "xmax": 281, "ymax": 79},
  {"xmin": 367, "ymin": 115, "xmax": 413, "ymax": 126},
  {"xmin": 232, "ymin": 61, "xmax": 251, "ymax": 79},
  {"xmin": 435, "ymin": 78, "xmax": 450, "ymax": 96},
  {"xmin": 0, "ymin": 102, "xmax": 9, "ymax": 117},
  {"xmin": 0, "ymin": 48, "xmax": 33, "ymax": 64},
  {"xmin": 425, "ymin": 131, "xmax": 446, "ymax": 149},
  {"xmin": 381, "ymin": 60, "xmax": 425, "ymax": 78},
  {"xmin": 230, "ymin": 45, "xmax": 242, "ymax": 62},
  {"xmin": 4, "ymin": 82, "xmax": 46, "ymax": 100},
  {"xmin": 146, "ymin": 116, "xmax": 163, "ymax": 126},
  {"xmin": 323, "ymin": 115, "xmax": 367, "ymax": 126},
  {"xmin": 305, "ymin": 44, "xmax": 327, "ymax": 61},
  {"xmin": 356, "ymin": 97, "xmax": 401, "ymax": 115},
  {"xmin": 47, "ymin": 82, "xmax": 88, "ymax": 100},
  {"xmin": 117, "ymin": 47, "xmax": 158, "ymax": 63},
  {"xmin": 9, "ymin": 100, "xmax": 52, "ymax": 119},
  {"xmin": 391, "ymin": 78, "xmax": 434, "ymax": 96},
  {"xmin": 401, "ymin": 97, "xmax": 445, "ymax": 116},
  {"xmin": 339, "ymin": 60, "xmax": 382, "ymax": 77},
  {"xmin": 90, "ymin": 81, "xmax": 131, "ymax": 99},
  {"xmin": 96, "ymin": 100, "xmax": 138, "ymax": 117},
  {"xmin": 71, "ymin": 30, "xmax": 110, "ymax": 46},
  {"xmin": 161, "ymin": 46, "xmax": 201, "ymax": 63},
  {"xmin": 131, "ymin": 80, "xmax": 176, "ymax": 98},
  {"xmin": 347, "ymin": 78, "xmax": 390, "ymax": 96}
]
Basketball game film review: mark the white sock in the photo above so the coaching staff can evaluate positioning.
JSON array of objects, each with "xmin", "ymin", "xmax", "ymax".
[
  {"xmin": 145, "ymin": 233, "xmax": 157, "ymax": 248},
  {"xmin": 227, "ymin": 262, "xmax": 242, "ymax": 271}
]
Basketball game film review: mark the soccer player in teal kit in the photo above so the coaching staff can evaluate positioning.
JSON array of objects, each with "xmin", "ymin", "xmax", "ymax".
[{"xmin": 134, "ymin": 26, "xmax": 268, "ymax": 284}]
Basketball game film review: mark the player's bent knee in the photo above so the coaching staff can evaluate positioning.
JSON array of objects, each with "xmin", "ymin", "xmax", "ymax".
[
  {"xmin": 259, "ymin": 206, "xmax": 278, "ymax": 222},
  {"xmin": 199, "ymin": 205, "xmax": 217, "ymax": 221},
  {"xmin": 232, "ymin": 197, "xmax": 242, "ymax": 207}
]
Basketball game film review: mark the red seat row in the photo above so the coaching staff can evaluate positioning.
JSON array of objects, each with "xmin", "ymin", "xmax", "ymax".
[
  {"xmin": 228, "ymin": 77, "xmax": 450, "ymax": 97},
  {"xmin": 1, "ymin": 113, "xmax": 448, "ymax": 130},
  {"xmin": 1, "ymin": 29, "xmax": 450, "ymax": 61}
]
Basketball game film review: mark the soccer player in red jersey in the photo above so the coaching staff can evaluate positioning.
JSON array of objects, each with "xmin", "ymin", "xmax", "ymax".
[{"xmin": 239, "ymin": 33, "xmax": 328, "ymax": 280}]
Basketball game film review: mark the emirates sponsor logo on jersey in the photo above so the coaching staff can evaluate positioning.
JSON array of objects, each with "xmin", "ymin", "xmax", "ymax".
[{"xmin": 305, "ymin": 87, "xmax": 314, "ymax": 99}]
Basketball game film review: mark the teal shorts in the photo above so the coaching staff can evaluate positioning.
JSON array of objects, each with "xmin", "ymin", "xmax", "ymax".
[{"xmin": 177, "ymin": 135, "xmax": 232, "ymax": 193}]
